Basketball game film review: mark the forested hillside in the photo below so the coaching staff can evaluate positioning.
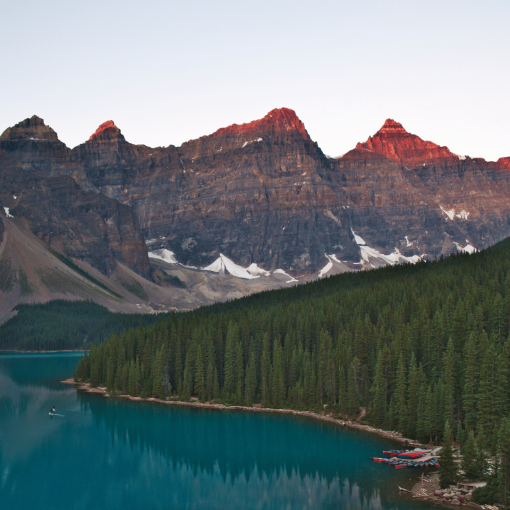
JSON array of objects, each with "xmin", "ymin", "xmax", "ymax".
[
  {"xmin": 0, "ymin": 301, "xmax": 167, "ymax": 350},
  {"xmin": 76, "ymin": 238, "xmax": 510, "ymax": 446}
]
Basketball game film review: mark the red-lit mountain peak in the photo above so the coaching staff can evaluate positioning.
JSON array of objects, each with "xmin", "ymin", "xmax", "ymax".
[
  {"xmin": 89, "ymin": 120, "xmax": 122, "ymax": 141},
  {"xmin": 356, "ymin": 119, "xmax": 456, "ymax": 168},
  {"xmin": 376, "ymin": 119, "xmax": 408, "ymax": 135},
  {"xmin": 211, "ymin": 108, "xmax": 311, "ymax": 142}
]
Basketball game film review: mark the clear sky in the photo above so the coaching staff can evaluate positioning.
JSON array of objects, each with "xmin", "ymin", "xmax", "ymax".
[{"xmin": 1, "ymin": 0, "xmax": 509, "ymax": 161}]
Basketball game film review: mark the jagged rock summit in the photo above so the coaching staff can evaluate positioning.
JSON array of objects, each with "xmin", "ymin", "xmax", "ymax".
[
  {"xmin": 211, "ymin": 108, "xmax": 311, "ymax": 141},
  {"xmin": 88, "ymin": 120, "xmax": 123, "ymax": 141},
  {"xmin": 356, "ymin": 118, "xmax": 455, "ymax": 168},
  {"xmin": 0, "ymin": 115, "xmax": 60, "ymax": 142}
]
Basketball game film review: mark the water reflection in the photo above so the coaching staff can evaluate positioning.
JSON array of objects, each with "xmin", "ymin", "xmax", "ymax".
[{"xmin": 0, "ymin": 354, "xmax": 431, "ymax": 510}]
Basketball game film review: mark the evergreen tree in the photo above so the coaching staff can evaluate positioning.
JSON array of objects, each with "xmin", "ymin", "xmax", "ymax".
[
  {"xmin": 394, "ymin": 352, "xmax": 407, "ymax": 432},
  {"xmin": 370, "ymin": 350, "xmax": 387, "ymax": 427},
  {"xmin": 195, "ymin": 345, "xmax": 206, "ymax": 401},
  {"xmin": 260, "ymin": 333, "xmax": 271, "ymax": 407},
  {"xmin": 498, "ymin": 418, "xmax": 510, "ymax": 506},
  {"xmin": 439, "ymin": 421, "xmax": 458, "ymax": 489},
  {"xmin": 462, "ymin": 433, "xmax": 478, "ymax": 480},
  {"xmin": 244, "ymin": 349, "xmax": 257, "ymax": 407},
  {"xmin": 347, "ymin": 358, "xmax": 360, "ymax": 415}
]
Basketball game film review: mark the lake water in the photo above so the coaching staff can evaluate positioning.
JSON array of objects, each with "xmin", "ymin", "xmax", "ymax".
[{"xmin": 0, "ymin": 353, "xmax": 436, "ymax": 509}]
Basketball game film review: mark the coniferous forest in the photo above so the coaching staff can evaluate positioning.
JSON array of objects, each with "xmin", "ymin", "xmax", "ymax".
[
  {"xmin": 76, "ymin": 237, "xmax": 510, "ymax": 450},
  {"xmin": 0, "ymin": 300, "xmax": 167, "ymax": 351}
]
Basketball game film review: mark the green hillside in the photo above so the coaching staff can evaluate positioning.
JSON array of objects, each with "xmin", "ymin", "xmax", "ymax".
[
  {"xmin": 75, "ymin": 238, "xmax": 509, "ymax": 449},
  {"xmin": 0, "ymin": 300, "xmax": 167, "ymax": 351}
]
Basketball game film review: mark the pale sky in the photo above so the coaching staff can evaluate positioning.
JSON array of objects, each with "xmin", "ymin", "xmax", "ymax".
[{"xmin": 1, "ymin": 0, "xmax": 509, "ymax": 161}]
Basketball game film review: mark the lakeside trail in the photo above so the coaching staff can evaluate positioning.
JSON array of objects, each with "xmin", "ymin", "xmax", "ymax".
[{"xmin": 62, "ymin": 378, "xmax": 424, "ymax": 447}]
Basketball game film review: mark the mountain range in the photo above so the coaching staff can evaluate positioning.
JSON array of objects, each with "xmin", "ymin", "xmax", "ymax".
[{"xmin": 1, "ymin": 109, "xmax": 509, "ymax": 321}]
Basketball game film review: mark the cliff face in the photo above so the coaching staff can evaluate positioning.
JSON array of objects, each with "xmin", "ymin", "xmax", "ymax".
[
  {"xmin": 0, "ymin": 132, "xmax": 150, "ymax": 278},
  {"xmin": 1, "ymin": 112, "xmax": 510, "ymax": 279}
]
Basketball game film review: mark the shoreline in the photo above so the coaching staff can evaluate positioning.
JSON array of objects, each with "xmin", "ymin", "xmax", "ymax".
[
  {"xmin": 65, "ymin": 378, "xmax": 490, "ymax": 508},
  {"xmin": 1, "ymin": 349, "xmax": 84, "ymax": 354},
  {"xmin": 62, "ymin": 378, "xmax": 426, "ymax": 448}
]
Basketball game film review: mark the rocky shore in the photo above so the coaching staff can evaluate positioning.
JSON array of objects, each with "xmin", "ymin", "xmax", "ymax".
[{"xmin": 409, "ymin": 474, "xmax": 491, "ymax": 509}]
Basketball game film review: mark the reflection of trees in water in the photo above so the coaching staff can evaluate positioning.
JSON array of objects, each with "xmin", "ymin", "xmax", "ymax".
[
  {"xmin": 80, "ymin": 394, "xmax": 402, "ymax": 508},
  {"xmin": 0, "ymin": 354, "xmax": 81, "ymax": 390}
]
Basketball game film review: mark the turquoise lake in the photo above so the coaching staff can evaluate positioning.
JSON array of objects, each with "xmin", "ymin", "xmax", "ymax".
[{"xmin": 0, "ymin": 352, "xmax": 437, "ymax": 509}]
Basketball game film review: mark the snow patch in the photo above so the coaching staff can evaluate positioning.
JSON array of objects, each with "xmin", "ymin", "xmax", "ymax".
[
  {"xmin": 405, "ymin": 236, "xmax": 412, "ymax": 247},
  {"xmin": 440, "ymin": 206, "xmax": 455, "ymax": 221},
  {"xmin": 458, "ymin": 155, "xmax": 467, "ymax": 160},
  {"xmin": 13, "ymin": 195, "xmax": 17, "ymax": 200},
  {"xmin": 246, "ymin": 263, "xmax": 270, "ymax": 277},
  {"xmin": 455, "ymin": 210, "xmax": 469, "ymax": 220},
  {"xmin": 273, "ymin": 269, "xmax": 298, "ymax": 283},
  {"xmin": 148, "ymin": 249, "xmax": 178, "ymax": 264},
  {"xmin": 351, "ymin": 228, "xmax": 366, "ymax": 246},
  {"xmin": 454, "ymin": 242, "xmax": 476, "ymax": 254},
  {"xmin": 358, "ymin": 245, "xmax": 423, "ymax": 267},
  {"xmin": 318, "ymin": 256, "xmax": 333, "ymax": 278},
  {"xmin": 203, "ymin": 254, "xmax": 259, "ymax": 279},
  {"xmin": 242, "ymin": 138, "xmax": 263, "ymax": 148},
  {"xmin": 4, "ymin": 207, "xmax": 13, "ymax": 218}
]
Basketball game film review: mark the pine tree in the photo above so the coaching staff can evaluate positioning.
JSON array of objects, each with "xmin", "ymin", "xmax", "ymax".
[
  {"xmin": 478, "ymin": 344, "xmax": 506, "ymax": 450},
  {"xmin": 182, "ymin": 352, "xmax": 192, "ymax": 401},
  {"xmin": 260, "ymin": 333, "xmax": 271, "ymax": 407},
  {"xmin": 244, "ymin": 349, "xmax": 257, "ymax": 407},
  {"xmin": 498, "ymin": 418, "xmax": 510, "ymax": 506},
  {"xmin": 406, "ymin": 353, "xmax": 419, "ymax": 438},
  {"xmin": 234, "ymin": 341, "xmax": 244, "ymax": 405},
  {"xmin": 195, "ymin": 345, "xmax": 206, "ymax": 401},
  {"xmin": 462, "ymin": 433, "xmax": 478, "ymax": 480},
  {"xmin": 152, "ymin": 348, "xmax": 164, "ymax": 398},
  {"xmin": 462, "ymin": 333, "xmax": 479, "ymax": 436},
  {"xmin": 223, "ymin": 322, "xmax": 238, "ymax": 400},
  {"xmin": 347, "ymin": 358, "xmax": 360, "ymax": 415},
  {"xmin": 213, "ymin": 367, "xmax": 220, "ymax": 400},
  {"xmin": 442, "ymin": 338, "xmax": 456, "ymax": 428},
  {"xmin": 394, "ymin": 352, "xmax": 407, "ymax": 432},
  {"xmin": 270, "ymin": 337, "xmax": 285, "ymax": 408},
  {"xmin": 371, "ymin": 350, "xmax": 386, "ymax": 427},
  {"xmin": 439, "ymin": 421, "xmax": 458, "ymax": 489}
]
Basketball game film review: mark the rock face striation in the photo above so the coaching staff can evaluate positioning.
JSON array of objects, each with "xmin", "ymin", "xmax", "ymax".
[
  {"xmin": 356, "ymin": 119, "xmax": 456, "ymax": 168},
  {"xmin": 0, "ymin": 118, "xmax": 150, "ymax": 279},
  {"xmin": 1, "ymin": 111, "xmax": 510, "ymax": 284}
]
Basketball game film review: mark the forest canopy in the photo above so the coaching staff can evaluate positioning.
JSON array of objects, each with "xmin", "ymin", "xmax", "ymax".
[
  {"xmin": 75, "ymin": 236, "xmax": 510, "ymax": 446},
  {"xmin": 0, "ymin": 300, "xmax": 167, "ymax": 351}
]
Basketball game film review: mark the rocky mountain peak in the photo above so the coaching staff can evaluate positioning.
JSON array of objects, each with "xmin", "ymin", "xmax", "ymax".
[
  {"xmin": 89, "ymin": 120, "xmax": 123, "ymax": 141},
  {"xmin": 356, "ymin": 119, "xmax": 455, "ymax": 168},
  {"xmin": 376, "ymin": 119, "xmax": 408, "ymax": 135},
  {"xmin": 211, "ymin": 108, "xmax": 311, "ymax": 142},
  {"xmin": 0, "ymin": 115, "xmax": 60, "ymax": 142}
]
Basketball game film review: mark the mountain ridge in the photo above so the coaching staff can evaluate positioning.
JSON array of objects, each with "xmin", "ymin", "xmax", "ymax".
[{"xmin": 1, "ymin": 109, "xmax": 510, "ymax": 317}]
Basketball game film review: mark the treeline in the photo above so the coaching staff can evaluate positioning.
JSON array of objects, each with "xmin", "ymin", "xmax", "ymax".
[
  {"xmin": 76, "ymin": 238, "xmax": 510, "ymax": 449},
  {"xmin": 0, "ymin": 300, "xmax": 168, "ymax": 350}
]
